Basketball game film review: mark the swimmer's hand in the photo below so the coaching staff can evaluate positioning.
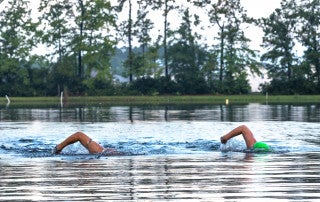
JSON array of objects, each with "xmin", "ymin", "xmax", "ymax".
[
  {"xmin": 52, "ymin": 145, "xmax": 61, "ymax": 154},
  {"xmin": 220, "ymin": 136, "xmax": 227, "ymax": 144}
]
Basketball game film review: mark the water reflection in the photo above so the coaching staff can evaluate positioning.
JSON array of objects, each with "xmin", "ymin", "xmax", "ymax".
[
  {"xmin": 1, "ymin": 103, "xmax": 320, "ymax": 122},
  {"xmin": 1, "ymin": 103, "xmax": 320, "ymax": 201},
  {"xmin": 1, "ymin": 153, "xmax": 320, "ymax": 201}
]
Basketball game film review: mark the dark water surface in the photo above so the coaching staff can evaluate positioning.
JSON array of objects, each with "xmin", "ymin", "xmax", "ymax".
[
  {"xmin": 1, "ymin": 103, "xmax": 320, "ymax": 122},
  {"xmin": 1, "ymin": 103, "xmax": 320, "ymax": 201}
]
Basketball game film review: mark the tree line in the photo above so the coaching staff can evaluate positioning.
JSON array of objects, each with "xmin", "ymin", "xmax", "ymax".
[{"xmin": 0, "ymin": 0, "xmax": 319, "ymax": 96}]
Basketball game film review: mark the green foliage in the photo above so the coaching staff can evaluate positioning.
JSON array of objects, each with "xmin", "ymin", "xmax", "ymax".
[
  {"xmin": 129, "ymin": 76, "xmax": 178, "ymax": 95},
  {"xmin": 0, "ymin": 0, "xmax": 38, "ymax": 96},
  {"xmin": 26, "ymin": 55, "xmax": 51, "ymax": 96},
  {"xmin": 206, "ymin": 0, "xmax": 260, "ymax": 85},
  {"xmin": 38, "ymin": 0, "xmax": 116, "ymax": 95},
  {"xmin": 0, "ymin": 0, "xmax": 319, "ymax": 96},
  {"xmin": 167, "ymin": 8, "xmax": 210, "ymax": 95},
  {"xmin": 187, "ymin": 0, "xmax": 257, "ymax": 94},
  {"xmin": 296, "ymin": 0, "xmax": 320, "ymax": 84},
  {"xmin": 83, "ymin": 75, "xmax": 114, "ymax": 96},
  {"xmin": 258, "ymin": 0, "xmax": 320, "ymax": 94},
  {"xmin": 129, "ymin": 77, "xmax": 159, "ymax": 95},
  {"xmin": 260, "ymin": 2, "xmax": 297, "ymax": 81},
  {"xmin": 260, "ymin": 78, "xmax": 316, "ymax": 95},
  {"xmin": 0, "ymin": 58, "xmax": 30, "ymax": 96}
]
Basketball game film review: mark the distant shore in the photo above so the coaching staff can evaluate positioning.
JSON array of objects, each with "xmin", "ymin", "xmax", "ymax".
[{"xmin": 2, "ymin": 95, "xmax": 320, "ymax": 107}]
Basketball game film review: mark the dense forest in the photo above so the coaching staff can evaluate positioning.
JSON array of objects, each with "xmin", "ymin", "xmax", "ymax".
[{"xmin": 0, "ymin": 0, "xmax": 319, "ymax": 96}]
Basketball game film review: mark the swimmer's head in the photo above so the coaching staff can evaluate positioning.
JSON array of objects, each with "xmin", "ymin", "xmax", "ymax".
[{"xmin": 253, "ymin": 141, "xmax": 270, "ymax": 152}]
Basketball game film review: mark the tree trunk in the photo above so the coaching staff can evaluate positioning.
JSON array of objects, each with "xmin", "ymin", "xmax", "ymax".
[
  {"xmin": 78, "ymin": 0, "xmax": 84, "ymax": 79},
  {"xmin": 128, "ymin": 0, "xmax": 133, "ymax": 82},
  {"xmin": 219, "ymin": 25, "xmax": 225, "ymax": 82},
  {"xmin": 164, "ymin": 0, "xmax": 168, "ymax": 78}
]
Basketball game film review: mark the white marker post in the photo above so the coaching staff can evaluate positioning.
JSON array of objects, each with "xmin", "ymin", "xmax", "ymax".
[
  {"xmin": 5, "ymin": 95, "xmax": 10, "ymax": 107},
  {"xmin": 60, "ymin": 91, "xmax": 63, "ymax": 108}
]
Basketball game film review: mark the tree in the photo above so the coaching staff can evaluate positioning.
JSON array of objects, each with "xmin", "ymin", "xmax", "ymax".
[
  {"xmin": 210, "ymin": 0, "xmax": 259, "ymax": 93},
  {"xmin": 26, "ymin": 55, "xmax": 51, "ymax": 96},
  {"xmin": 0, "ymin": 0, "xmax": 37, "ymax": 95},
  {"xmin": 143, "ymin": 39, "xmax": 163, "ymax": 78},
  {"xmin": 132, "ymin": 0, "xmax": 159, "ymax": 78},
  {"xmin": 39, "ymin": 0, "xmax": 116, "ymax": 95},
  {"xmin": 296, "ymin": 0, "xmax": 320, "ymax": 90},
  {"xmin": 38, "ymin": 1, "xmax": 70, "ymax": 62},
  {"xmin": 259, "ymin": 0, "xmax": 298, "ymax": 82},
  {"xmin": 162, "ymin": 0, "xmax": 176, "ymax": 78},
  {"xmin": 76, "ymin": 0, "xmax": 116, "ymax": 92},
  {"xmin": 151, "ymin": 0, "xmax": 178, "ymax": 78},
  {"xmin": 256, "ymin": 0, "xmax": 318, "ymax": 94},
  {"xmin": 168, "ymin": 8, "xmax": 209, "ymax": 94},
  {"xmin": 190, "ymin": 0, "xmax": 258, "ymax": 94},
  {"xmin": 116, "ymin": 0, "xmax": 134, "ymax": 82},
  {"xmin": 135, "ymin": 1, "xmax": 154, "ymax": 57},
  {"xmin": 116, "ymin": 0, "xmax": 164, "ymax": 82}
]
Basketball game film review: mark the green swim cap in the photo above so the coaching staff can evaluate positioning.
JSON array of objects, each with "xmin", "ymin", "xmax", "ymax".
[{"xmin": 253, "ymin": 142, "xmax": 270, "ymax": 152}]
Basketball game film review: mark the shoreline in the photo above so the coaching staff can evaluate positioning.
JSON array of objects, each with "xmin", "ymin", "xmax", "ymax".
[{"xmin": 2, "ymin": 94, "xmax": 320, "ymax": 107}]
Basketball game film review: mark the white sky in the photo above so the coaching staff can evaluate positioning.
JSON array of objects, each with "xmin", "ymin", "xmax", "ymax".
[
  {"xmin": 241, "ymin": 0, "xmax": 281, "ymax": 18},
  {"xmin": 241, "ymin": 0, "xmax": 281, "ymax": 51}
]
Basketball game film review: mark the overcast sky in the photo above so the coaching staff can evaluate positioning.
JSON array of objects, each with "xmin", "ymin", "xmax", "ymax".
[
  {"xmin": 241, "ymin": 0, "xmax": 281, "ymax": 18},
  {"xmin": 241, "ymin": 0, "xmax": 281, "ymax": 49}
]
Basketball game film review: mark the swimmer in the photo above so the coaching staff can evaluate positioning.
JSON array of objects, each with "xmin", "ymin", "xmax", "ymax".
[
  {"xmin": 52, "ymin": 132, "xmax": 122, "ymax": 155},
  {"xmin": 220, "ymin": 125, "xmax": 270, "ymax": 152}
]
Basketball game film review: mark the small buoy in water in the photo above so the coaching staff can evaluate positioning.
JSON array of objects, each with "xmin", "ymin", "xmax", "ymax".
[{"xmin": 225, "ymin": 99, "xmax": 229, "ymax": 105}]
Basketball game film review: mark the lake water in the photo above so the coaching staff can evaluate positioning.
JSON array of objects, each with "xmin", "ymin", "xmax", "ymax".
[{"xmin": 1, "ymin": 103, "xmax": 320, "ymax": 201}]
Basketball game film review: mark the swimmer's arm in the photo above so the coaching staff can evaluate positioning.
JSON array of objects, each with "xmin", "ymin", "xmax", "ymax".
[{"xmin": 220, "ymin": 125, "xmax": 256, "ymax": 148}]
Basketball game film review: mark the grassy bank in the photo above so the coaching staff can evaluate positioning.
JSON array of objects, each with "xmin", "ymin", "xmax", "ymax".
[{"xmin": 2, "ymin": 95, "xmax": 320, "ymax": 107}]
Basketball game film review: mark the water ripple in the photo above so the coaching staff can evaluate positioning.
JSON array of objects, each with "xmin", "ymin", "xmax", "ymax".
[{"xmin": 1, "ymin": 153, "xmax": 320, "ymax": 201}]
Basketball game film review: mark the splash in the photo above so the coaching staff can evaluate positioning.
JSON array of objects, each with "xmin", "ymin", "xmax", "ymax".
[{"xmin": 1, "ymin": 137, "xmax": 317, "ymax": 159}]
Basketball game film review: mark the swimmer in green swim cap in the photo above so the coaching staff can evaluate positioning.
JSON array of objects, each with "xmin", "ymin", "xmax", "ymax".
[{"xmin": 220, "ymin": 125, "xmax": 270, "ymax": 152}]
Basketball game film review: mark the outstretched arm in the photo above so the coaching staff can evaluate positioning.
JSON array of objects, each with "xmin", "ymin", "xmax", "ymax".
[
  {"xmin": 220, "ymin": 125, "xmax": 257, "ymax": 149},
  {"xmin": 54, "ymin": 132, "xmax": 104, "ymax": 154}
]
